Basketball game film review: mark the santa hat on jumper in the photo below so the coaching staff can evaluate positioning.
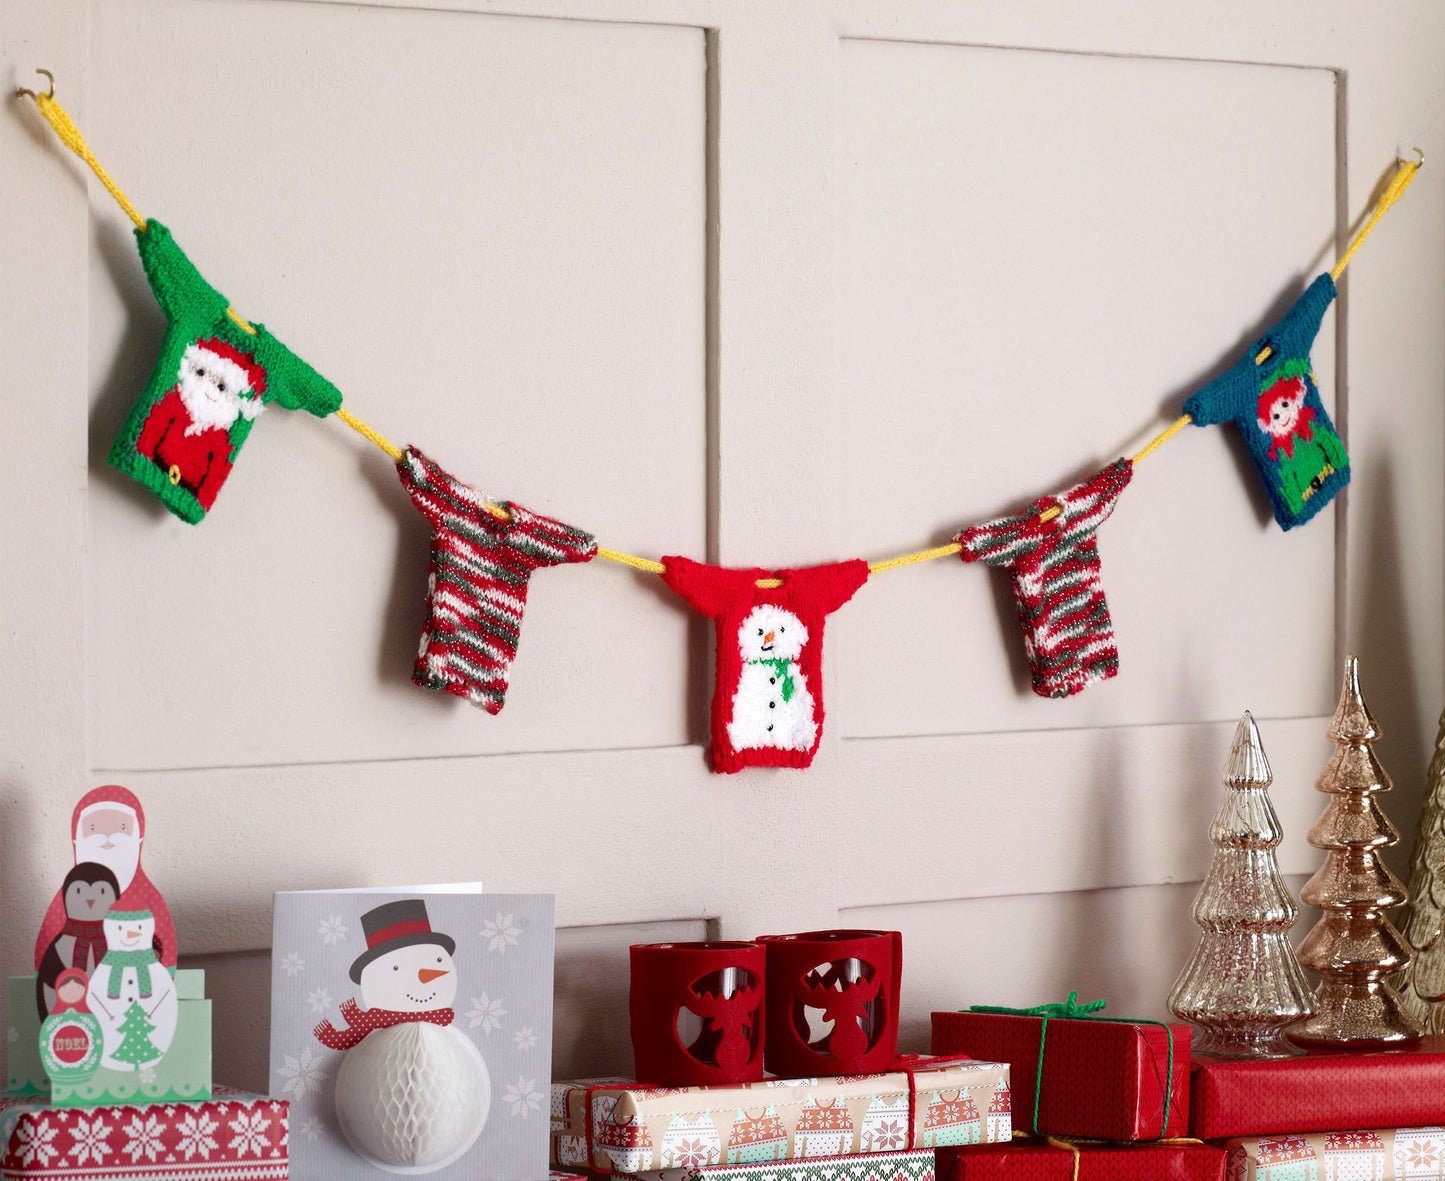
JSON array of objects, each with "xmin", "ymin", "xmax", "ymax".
[{"xmin": 191, "ymin": 337, "xmax": 268, "ymax": 400}]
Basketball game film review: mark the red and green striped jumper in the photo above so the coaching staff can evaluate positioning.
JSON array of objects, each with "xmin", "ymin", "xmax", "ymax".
[
  {"xmin": 955, "ymin": 459, "xmax": 1133, "ymax": 699},
  {"xmin": 398, "ymin": 447, "xmax": 596, "ymax": 713}
]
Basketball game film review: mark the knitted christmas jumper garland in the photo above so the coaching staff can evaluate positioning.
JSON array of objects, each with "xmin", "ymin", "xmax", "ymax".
[
  {"xmin": 660, "ymin": 556, "xmax": 870, "ymax": 773},
  {"xmin": 109, "ymin": 220, "xmax": 343, "ymax": 523},
  {"xmin": 1182, "ymin": 273, "xmax": 1348, "ymax": 530},
  {"xmin": 956, "ymin": 458, "xmax": 1134, "ymax": 699},
  {"xmin": 398, "ymin": 446, "xmax": 597, "ymax": 714}
]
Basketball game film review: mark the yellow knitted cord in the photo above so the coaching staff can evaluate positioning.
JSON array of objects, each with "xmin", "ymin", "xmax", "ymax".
[
  {"xmin": 16, "ymin": 77, "xmax": 146, "ymax": 232},
  {"xmin": 15, "ymin": 77, "xmax": 1422, "ymax": 586}
]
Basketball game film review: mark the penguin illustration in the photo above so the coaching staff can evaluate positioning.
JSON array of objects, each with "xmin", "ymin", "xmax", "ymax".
[{"xmin": 36, "ymin": 862, "xmax": 119, "ymax": 1019}]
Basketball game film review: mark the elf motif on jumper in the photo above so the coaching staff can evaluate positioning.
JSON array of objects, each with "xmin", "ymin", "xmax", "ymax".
[
  {"xmin": 398, "ymin": 447, "xmax": 597, "ymax": 713},
  {"xmin": 956, "ymin": 459, "xmax": 1133, "ymax": 699},
  {"xmin": 660, "ymin": 556, "xmax": 869, "ymax": 773},
  {"xmin": 86, "ymin": 908, "xmax": 178, "ymax": 1071},
  {"xmin": 109, "ymin": 220, "xmax": 343, "ymax": 522},
  {"xmin": 1183, "ymin": 273, "xmax": 1348, "ymax": 530}
]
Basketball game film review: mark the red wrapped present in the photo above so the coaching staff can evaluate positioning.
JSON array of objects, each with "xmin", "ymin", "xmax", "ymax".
[
  {"xmin": 931, "ymin": 993, "xmax": 1189, "ymax": 1140},
  {"xmin": 1191, "ymin": 1035, "xmax": 1445, "ymax": 1137},
  {"xmin": 937, "ymin": 1137, "xmax": 1225, "ymax": 1180},
  {"xmin": 0, "ymin": 1089, "xmax": 287, "ymax": 1179}
]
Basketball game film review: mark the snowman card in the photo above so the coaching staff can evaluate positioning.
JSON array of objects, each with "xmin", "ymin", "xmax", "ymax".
[{"xmin": 270, "ymin": 888, "xmax": 554, "ymax": 1180}]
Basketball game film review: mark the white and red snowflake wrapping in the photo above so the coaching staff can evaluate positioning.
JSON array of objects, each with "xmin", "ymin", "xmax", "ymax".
[
  {"xmin": 398, "ymin": 447, "xmax": 596, "ymax": 714},
  {"xmin": 955, "ymin": 459, "xmax": 1133, "ymax": 699},
  {"xmin": 0, "ymin": 1092, "xmax": 287, "ymax": 1179}
]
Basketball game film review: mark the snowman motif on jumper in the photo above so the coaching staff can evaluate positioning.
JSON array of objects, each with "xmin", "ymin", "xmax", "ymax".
[
  {"xmin": 728, "ymin": 605, "xmax": 817, "ymax": 754},
  {"xmin": 85, "ymin": 908, "xmax": 177, "ymax": 1071},
  {"xmin": 316, "ymin": 899, "xmax": 490, "ymax": 1174}
]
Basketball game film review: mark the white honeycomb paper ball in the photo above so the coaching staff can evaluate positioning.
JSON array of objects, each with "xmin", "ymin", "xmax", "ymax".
[{"xmin": 334, "ymin": 1022, "xmax": 490, "ymax": 1174}]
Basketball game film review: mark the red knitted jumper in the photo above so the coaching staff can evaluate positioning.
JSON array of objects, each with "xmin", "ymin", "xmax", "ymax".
[{"xmin": 661, "ymin": 557, "xmax": 869, "ymax": 773}]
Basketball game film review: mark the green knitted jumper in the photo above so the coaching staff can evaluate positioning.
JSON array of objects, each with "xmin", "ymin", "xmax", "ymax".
[{"xmin": 107, "ymin": 220, "xmax": 343, "ymax": 523}]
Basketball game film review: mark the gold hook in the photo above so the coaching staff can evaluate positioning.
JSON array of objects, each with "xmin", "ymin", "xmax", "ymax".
[
  {"xmin": 1401, "ymin": 147, "xmax": 1424, "ymax": 170},
  {"xmin": 15, "ymin": 68, "xmax": 55, "ymax": 102}
]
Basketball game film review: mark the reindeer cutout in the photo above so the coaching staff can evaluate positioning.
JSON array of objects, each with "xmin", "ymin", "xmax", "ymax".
[
  {"xmin": 795, "ymin": 959, "xmax": 882, "ymax": 1061},
  {"xmin": 685, "ymin": 977, "xmax": 761, "ymax": 1075}
]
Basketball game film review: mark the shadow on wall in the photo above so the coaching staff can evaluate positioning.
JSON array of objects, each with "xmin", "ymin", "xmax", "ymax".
[{"xmin": 1355, "ymin": 460, "xmax": 1427, "ymax": 883}]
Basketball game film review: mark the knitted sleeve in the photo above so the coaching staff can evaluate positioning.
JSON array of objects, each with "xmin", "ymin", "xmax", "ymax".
[
  {"xmin": 1269, "ymin": 273, "xmax": 1336, "ymax": 362},
  {"xmin": 495, "ymin": 501, "xmax": 598, "ymax": 571},
  {"xmin": 660, "ymin": 557, "xmax": 757, "ymax": 619},
  {"xmin": 783, "ymin": 559, "xmax": 871, "ymax": 615},
  {"xmin": 135, "ymin": 220, "xmax": 225, "ymax": 322},
  {"xmin": 956, "ymin": 501, "xmax": 1051, "ymax": 569},
  {"xmin": 957, "ymin": 460, "xmax": 1133, "ymax": 568},
  {"xmin": 251, "ymin": 327, "xmax": 344, "ymax": 416}
]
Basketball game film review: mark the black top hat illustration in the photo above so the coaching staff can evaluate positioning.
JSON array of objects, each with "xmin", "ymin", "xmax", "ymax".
[{"xmin": 349, "ymin": 899, "xmax": 457, "ymax": 983}]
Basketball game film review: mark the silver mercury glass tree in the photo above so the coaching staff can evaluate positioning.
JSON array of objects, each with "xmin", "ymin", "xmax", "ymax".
[{"xmin": 1168, "ymin": 711, "xmax": 1316, "ymax": 1057}]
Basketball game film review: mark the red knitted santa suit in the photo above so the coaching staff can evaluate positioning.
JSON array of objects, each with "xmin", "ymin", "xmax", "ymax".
[{"xmin": 661, "ymin": 557, "xmax": 869, "ymax": 773}]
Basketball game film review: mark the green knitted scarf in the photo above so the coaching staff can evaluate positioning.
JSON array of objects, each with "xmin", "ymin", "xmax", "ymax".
[
  {"xmin": 99, "ymin": 948, "xmax": 157, "ymax": 999},
  {"xmin": 751, "ymin": 657, "xmax": 796, "ymax": 702}
]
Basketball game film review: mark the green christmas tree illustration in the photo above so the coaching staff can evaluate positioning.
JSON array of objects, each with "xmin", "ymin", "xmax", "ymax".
[{"xmin": 112, "ymin": 1001, "xmax": 162, "ymax": 1070}]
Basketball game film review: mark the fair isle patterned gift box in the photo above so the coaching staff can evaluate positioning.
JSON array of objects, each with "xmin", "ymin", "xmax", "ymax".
[
  {"xmin": 1225, "ymin": 1126, "xmax": 1445, "ymax": 1180},
  {"xmin": 599, "ymin": 1145, "xmax": 936, "ymax": 1181},
  {"xmin": 550, "ymin": 1058, "xmax": 1010, "ymax": 1174},
  {"xmin": 0, "ymin": 1092, "xmax": 287, "ymax": 1179}
]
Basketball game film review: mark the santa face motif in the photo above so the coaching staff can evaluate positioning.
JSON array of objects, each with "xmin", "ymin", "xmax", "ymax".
[
  {"xmin": 1256, "ymin": 376, "xmax": 1307, "ymax": 445},
  {"xmin": 104, "ymin": 912, "xmax": 155, "ymax": 953},
  {"xmin": 359, "ymin": 944, "xmax": 458, "ymax": 1013},
  {"xmin": 175, "ymin": 341, "xmax": 264, "ymax": 436},
  {"xmin": 736, "ymin": 605, "xmax": 809, "ymax": 663},
  {"xmin": 75, "ymin": 805, "xmax": 142, "ymax": 894}
]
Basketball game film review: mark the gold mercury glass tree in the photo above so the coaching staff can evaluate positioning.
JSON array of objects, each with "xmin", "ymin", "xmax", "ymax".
[
  {"xmin": 1168, "ymin": 712, "xmax": 1315, "ymax": 1057},
  {"xmin": 1287, "ymin": 655, "xmax": 1424, "ymax": 1048},
  {"xmin": 1395, "ymin": 705, "xmax": 1445, "ymax": 1029}
]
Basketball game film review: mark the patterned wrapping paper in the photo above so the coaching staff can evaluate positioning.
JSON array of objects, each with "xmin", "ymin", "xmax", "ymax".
[
  {"xmin": 590, "ymin": 1145, "xmax": 936, "ymax": 1181},
  {"xmin": 550, "ymin": 1059, "xmax": 1011, "ymax": 1173},
  {"xmin": 1223, "ymin": 1127, "xmax": 1445, "ymax": 1180},
  {"xmin": 1191, "ymin": 1039, "xmax": 1445, "ymax": 1138},
  {"xmin": 0, "ymin": 1090, "xmax": 287, "ymax": 1179},
  {"xmin": 936, "ymin": 1138, "xmax": 1226, "ymax": 1180},
  {"xmin": 931, "ymin": 1010, "xmax": 1190, "ymax": 1140}
]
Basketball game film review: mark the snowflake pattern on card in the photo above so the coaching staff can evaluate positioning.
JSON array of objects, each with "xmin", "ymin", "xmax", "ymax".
[
  {"xmin": 483, "ymin": 911, "xmax": 524, "ymax": 953},
  {"xmin": 280, "ymin": 951, "xmax": 305, "ymax": 977},
  {"xmin": 468, "ymin": 991, "xmax": 507, "ymax": 1033},
  {"xmin": 272, "ymin": 891, "xmax": 553, "ymax": 1180},
  {"xmin": 276, "ymin": 1045, "xmax": 328, "ymax": 1097},
  {"xmin": 505, "ymin": 1077, "xmax": 544, "ymax": 1118}
]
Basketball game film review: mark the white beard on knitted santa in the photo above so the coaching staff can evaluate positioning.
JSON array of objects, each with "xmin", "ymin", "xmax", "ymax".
[{"xmin": 175, "ymin": 340, "xmax": 266, "ymax": 435}]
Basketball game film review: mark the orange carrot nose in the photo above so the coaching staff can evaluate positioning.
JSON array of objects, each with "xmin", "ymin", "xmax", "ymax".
[
  {"xmin": 764, "ymin": 632, "xmax": 775, "ymax": 644},
  {"xmin": 418, "ymin": 968, "xmax": 449, "ymax": 984}
]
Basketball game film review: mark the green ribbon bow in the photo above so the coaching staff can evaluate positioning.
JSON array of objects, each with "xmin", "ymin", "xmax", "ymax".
[
  {"xmin": 751, "ymin": 657, "xmax": 796, "ymax": 702},
  {"xmin": 967, "ymin": 992, "xmax": 1176, "ymax": 1137}
]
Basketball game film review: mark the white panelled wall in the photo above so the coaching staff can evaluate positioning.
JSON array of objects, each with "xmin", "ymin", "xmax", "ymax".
[{"xmin": 1, "ymin": 0, "xmax": 1443, "ymax": 1092}]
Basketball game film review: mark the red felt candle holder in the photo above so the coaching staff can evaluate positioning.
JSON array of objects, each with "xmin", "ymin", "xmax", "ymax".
[
  {"xmin": 629, "ymin": 941, "xmax": 766, "ymax": 1085},
  {"xmin": 758, "ymin": 929, "xmax": 902, "ymax": 1077}
]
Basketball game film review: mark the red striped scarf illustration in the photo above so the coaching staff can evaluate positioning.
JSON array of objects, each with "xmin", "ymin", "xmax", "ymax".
[
  {"xmin": 398, "ymin": 447, "xmax": 596, "ymax": 713},
  {"xmin": 956, "ymin": 459, "xmax": 1133, "ymax": 699}
]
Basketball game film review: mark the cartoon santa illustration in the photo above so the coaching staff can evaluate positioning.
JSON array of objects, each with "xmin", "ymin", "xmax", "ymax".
[
  {"xmin": 135, "ymin": 337, "xmax": 267, "ymax": 511},
  {"xmin": 35, "ymin": 787, "xmax": 177, "ymax": 971}
]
